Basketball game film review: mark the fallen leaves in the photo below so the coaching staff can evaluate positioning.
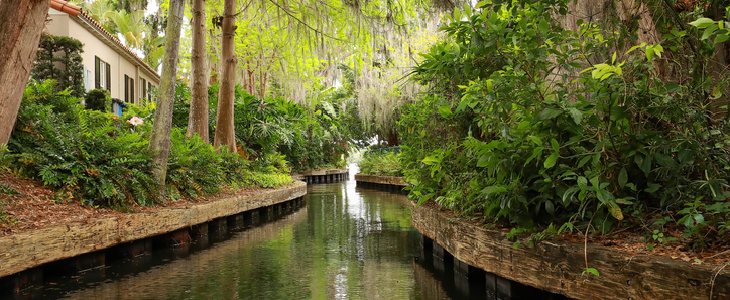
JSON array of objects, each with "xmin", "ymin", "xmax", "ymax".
[{"xmin": 0, "ymin": 171, "xmax": 283, "ymax": 237}]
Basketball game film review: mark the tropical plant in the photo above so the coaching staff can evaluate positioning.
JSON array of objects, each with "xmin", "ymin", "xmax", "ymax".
[
  {"xmin": 5, "ymin": 80, "xmax": 157, "ymax": 209},
  {"xmin": 85, "ymin": 89, "xmax": 112, "ymax": 112},
  {"xmin": 30, "ymin": 34, "xmax": 85, "ymax": 98},
  {"xmin": 359, "ymin": 151, "xmax": 403, "ymax": 177},
  {"xmin": 401, "ymin": 2, "xmax": 730, "ymax": 248},
  {"xmin": 108, "ymin": 10, "xmax": 146, "ymax": 50}
]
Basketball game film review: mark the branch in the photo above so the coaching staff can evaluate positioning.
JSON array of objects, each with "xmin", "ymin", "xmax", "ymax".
[{"xmin": 265, "ymin": 0, "xmax": 345, "ymax": 42}]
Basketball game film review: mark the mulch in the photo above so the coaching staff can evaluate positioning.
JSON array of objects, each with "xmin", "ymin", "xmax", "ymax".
[{"xmin": 0, "ymin": 170, "xmax": 285, "ymax": 237}]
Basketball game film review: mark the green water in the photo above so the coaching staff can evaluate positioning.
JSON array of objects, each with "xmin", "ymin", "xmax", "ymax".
[
  {"xmin": 15, "ymin": 180, "xmax": 477, "ymax": 299},
  {"xmin": 11, "ymin": 178, "xmax": 567, "ymax": 300}
]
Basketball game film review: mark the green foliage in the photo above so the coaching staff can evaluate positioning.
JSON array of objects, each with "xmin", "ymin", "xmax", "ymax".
[
  {"xmin": 4, "ymin": 80, "xmax": 291, "ymax": 210},
  {"xmin": 31, "ymin": 34, "xmax": 85, "ymax": 98},
  {"xmin": 359, "ymin": 151, "xmax": 403, "ymax": 177},
  {"xmin": 85, "ymin": 89, "xmax": 112, "ymax": 112},
  {"xmin": 6, "ymin": 80, "xmax": 157, "ymax": 208},
  {"xmin": 165, "ymin": 129, "xmax": 248, "ymax": 199},
  {"xmin": 401, "ymin": 3, "xmax": 730, "ymax": 247},
  {"xmin": 171, "ymin": 80, "xmax": 193, "ymax": 130},
  {"xmin": 170, "ymin": 81, "xmax": 367, "ymax": 174},
  {"xmin": 244, "ymin": 172, "xmax": 293, "ymax": 189}
]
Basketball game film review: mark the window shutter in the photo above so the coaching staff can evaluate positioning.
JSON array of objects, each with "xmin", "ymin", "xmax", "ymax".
[
  {"xmin": 105, "ymin": 62, "xmax": 111, "ymax": 92},
  {"xmin": 95, "ymin": 57, "xmax": 100, "ymax": 89},
  {"xmin": 130, "ymin": 78, "xmax": 134, "ymax": 103},
  {"xmin": 142, "ymin": 79, "xmax": 147, "ymax": 102},
  {"xmin": 148, "ymin": 82, "xmax": 152, "ymax": 101},
  {"xmin": 124, "ymin": 75, "xmax": 129, "ymax": 102}
]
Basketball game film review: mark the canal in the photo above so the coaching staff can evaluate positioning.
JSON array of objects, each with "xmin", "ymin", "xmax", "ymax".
[{"xmin": 10, "ymin": 173, "xmax": 564, "ymax": 300}]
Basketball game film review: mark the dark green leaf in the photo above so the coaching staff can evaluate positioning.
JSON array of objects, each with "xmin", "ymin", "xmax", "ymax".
[
  {"xmin": 539, "ymin": 107, "xmax": 562, "ymax": 120},
  {"xmin": 544, "ymin": 152, "xmax": 559, "ymax": 169},
  {"xmin": 545, "ymin": 200, "xmax": 555, "ymax": 215},
  {"xmin": 618, "ymin": 167, "xmax": 627, "ymax": 188}
]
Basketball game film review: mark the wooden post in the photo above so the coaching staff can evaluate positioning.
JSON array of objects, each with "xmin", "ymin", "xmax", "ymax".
[
  {"xmin": 209, "ymin": 217, "xmax": 227, "ymax": 233},
  {"xmin": 250, "ymin": 209, "xmax": 260, "ymax": 225},
  {"xmin": 227, "ymin": 213, "xmax": 244, "ymax": 229},
  {"xmin": 496, "ymin": 276, "xmax": 513, "ymax": 299},
  {"xmin": 454, "ymin": 270, "xmax": 471, "ymax": 299},
  {"xmin": 486, "ymin": 272, "xmax": 497, "ymax": 299},
  {"xmin": 191, "ymin": 223, "xmax": 209, "ymax": 239},
  {"xmin": 115, "ymin": 239, "xmax": 152, "ymax": 260},
  {"xmin": 0, "ymin": 268, "xmax": 43, "ymax": 294}
]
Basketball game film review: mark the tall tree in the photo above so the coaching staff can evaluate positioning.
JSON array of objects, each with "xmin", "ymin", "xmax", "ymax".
[
  {"xmin": 187, "ymin": 0, "xmax": 209, "ymax": 141},
  {"xmin": 0, "ymin": 0, "xmax": 51, "ymax": 146},
  {"xmin": 148, "ymin": 0, "xmax": 186, "ymax": 190},
  {"xmin": 212, "ymin": 0, "xmax": 237, "ymax": 153}
]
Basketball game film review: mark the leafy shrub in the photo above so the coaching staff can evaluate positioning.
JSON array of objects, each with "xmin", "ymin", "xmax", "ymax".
[
  {"xmin": 6, "ymin": 80, "xmax": 157, "ymax": 208},
  {"xmin": 402, "ymin": 4, "xmax": 730, "ymax": 247},
  {"xmin": 165, "ymin": 129, "xmax": 251, "ymax": 199},
  {"xmin": 169, "ymin": 80, "xmax": 363, "ymax": 173},
  {"xmin": 2, "ymin": 80, "xmax": 298, "ymax": 211},
  {"xmin": 359, "ymin": 151, "xmax": 403, "ymax": 177},
  {"xmin": 85, "ymin": 89, "xmax": 111, "ymax": 112},
  {"xmin": 243, "ymin": 172, "xmax": 292, "ymax": 188},
  {"xmin": 31, "ymin": 34, "xmax": 85, "ymax": 98}
]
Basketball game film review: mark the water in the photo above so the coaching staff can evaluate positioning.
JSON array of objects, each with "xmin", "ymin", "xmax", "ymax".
[{"xmin": 10, "ymin": 175, "xmax": 564, "ymax": 300}]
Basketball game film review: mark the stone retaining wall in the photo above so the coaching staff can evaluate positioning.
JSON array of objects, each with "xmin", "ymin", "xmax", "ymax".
[
  {"xmin": 411, "ymin": 201, "xmax": 729, "ymax": 300},
  {"xmin": 0, "ymin": 182, "xmax": 307, "ymax": 279}
]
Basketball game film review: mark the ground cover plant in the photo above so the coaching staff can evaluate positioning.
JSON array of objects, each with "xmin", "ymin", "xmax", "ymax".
[
  {"xmin": 401, "ymin": 1, "xmax": 730, "ymax": 252},
  {"xmin": 1, "ymin": 80, "xmax": 292, "ymax": 210}
]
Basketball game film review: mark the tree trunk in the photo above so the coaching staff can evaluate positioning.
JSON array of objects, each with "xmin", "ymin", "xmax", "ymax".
[
  {"xmin": 0, "ymin": 0, "xmax": 51, "ymax": 146},
  {"xmin": 187, "ymin": 0, "xmax": 209, "ymax": 141},
  {"xmin": 213, "ymin": 0, "xmax": 237, "ymax": 153},
  {"xmin": 148, "ymin": 0, "xmax": 185, "ymax": 191}
]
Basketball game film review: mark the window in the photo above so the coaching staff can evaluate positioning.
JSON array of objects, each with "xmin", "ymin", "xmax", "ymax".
[
  {"xmin": 84, "ymin": 66, "xmax": 92, "ymax": 91},
  {"xmin": 124, "ymin": 75, "xmax": 134, "ymax": 103},
  {"xmin": 95, "ymin": 56, "xmax": 111, "ymax": 92},
  {"xmin": 141, "ymin": 78, "xmax": 147, "ymax": 103},
  {"xmin": 147, "ymin": 82, "xmax": 153, "ymax": 101}
]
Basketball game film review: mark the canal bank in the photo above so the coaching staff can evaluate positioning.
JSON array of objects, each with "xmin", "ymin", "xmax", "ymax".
[
  {"xmin": 355, "ymin": 174, "xmax": 407, "ymax": 187},
  {"xmin": 4, "ymin": 176, "xmax": 517, "ymax": 300},
  {"xmin": 411, "ymin": 201, "xmax": 730, "ymax": 300},
  {"xmin": 292, "ymin": 169, "xmax": 349, "ymax": 184},
  {"xmin": 0, "ymin": 181, "xmax": 306, "ymax": 290}
]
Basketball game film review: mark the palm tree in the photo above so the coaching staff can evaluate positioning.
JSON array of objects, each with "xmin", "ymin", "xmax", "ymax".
[
  {"xmin": 108, "ymin": 10, "xmax": 146, "ymax": 50},
  {"xmin": 77, "ymin": 1, "xmax": 118, "ymax": 34}
]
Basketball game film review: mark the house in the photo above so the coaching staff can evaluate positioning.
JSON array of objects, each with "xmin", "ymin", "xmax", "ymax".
[{"xmin": 46, "ymin": 0, "xmax": 159, "ymax": 113}]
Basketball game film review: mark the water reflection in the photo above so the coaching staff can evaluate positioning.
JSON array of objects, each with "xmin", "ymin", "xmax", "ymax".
[{"xmin": 12, "ymin": 177, "xmax": 562, "ymax": 300}]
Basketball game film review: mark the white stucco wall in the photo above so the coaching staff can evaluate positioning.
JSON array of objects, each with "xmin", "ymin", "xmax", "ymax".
[{"xmin": 46, "ymin": 8, "xmax": 159, "ymax": 104}]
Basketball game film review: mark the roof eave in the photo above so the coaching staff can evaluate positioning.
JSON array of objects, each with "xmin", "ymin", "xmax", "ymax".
[{"xmin": 73, "ymin": 13, "xmax": 161, "ymax": 83}]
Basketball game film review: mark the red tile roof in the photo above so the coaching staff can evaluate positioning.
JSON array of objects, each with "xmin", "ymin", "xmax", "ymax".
[
  {"xmin": 50, "ymin": 0, "xmax": 160, "ymax": 82},
  {"xmin": 50, "ymin": 0, "xmax": 80, "ymax": 17}
]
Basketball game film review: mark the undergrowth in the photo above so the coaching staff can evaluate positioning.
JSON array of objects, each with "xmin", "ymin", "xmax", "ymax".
[
  {"xmin": 1, "ymin": 80, "xmax": 291, "ymax": 210},
  {"xmin": 358, "ymin": 151, "xmax": 403, "ymax": 177},
  {"xmin": 402, "ymin": 3, "xmax": 730, "ymax": 249}
]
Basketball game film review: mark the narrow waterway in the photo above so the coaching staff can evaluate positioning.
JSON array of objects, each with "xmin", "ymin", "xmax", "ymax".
[{"xmin": 11, "ymin": 172, "xmax": 564, "ymax": 300}]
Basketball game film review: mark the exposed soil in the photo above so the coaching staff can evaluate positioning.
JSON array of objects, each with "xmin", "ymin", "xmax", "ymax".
[{"xmin": 0, "ymin": 171, "xmax": 290, "ymax": 237}]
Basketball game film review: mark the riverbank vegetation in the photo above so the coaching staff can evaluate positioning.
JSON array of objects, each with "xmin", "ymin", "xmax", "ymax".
[
  {"xmin": 1, "ymin": 79, "xmax": 292, "ymax": 209},
  {"xmin": 1, "ymin": 0, "xmax": 420, "ymax": 212},
  {"xmin": 400, "ymin": 1, "xmax": 730, "ymax": 252},
  {"xmin": 358, "ymin": 150, "xmax": 404, "ymax": 177}
]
